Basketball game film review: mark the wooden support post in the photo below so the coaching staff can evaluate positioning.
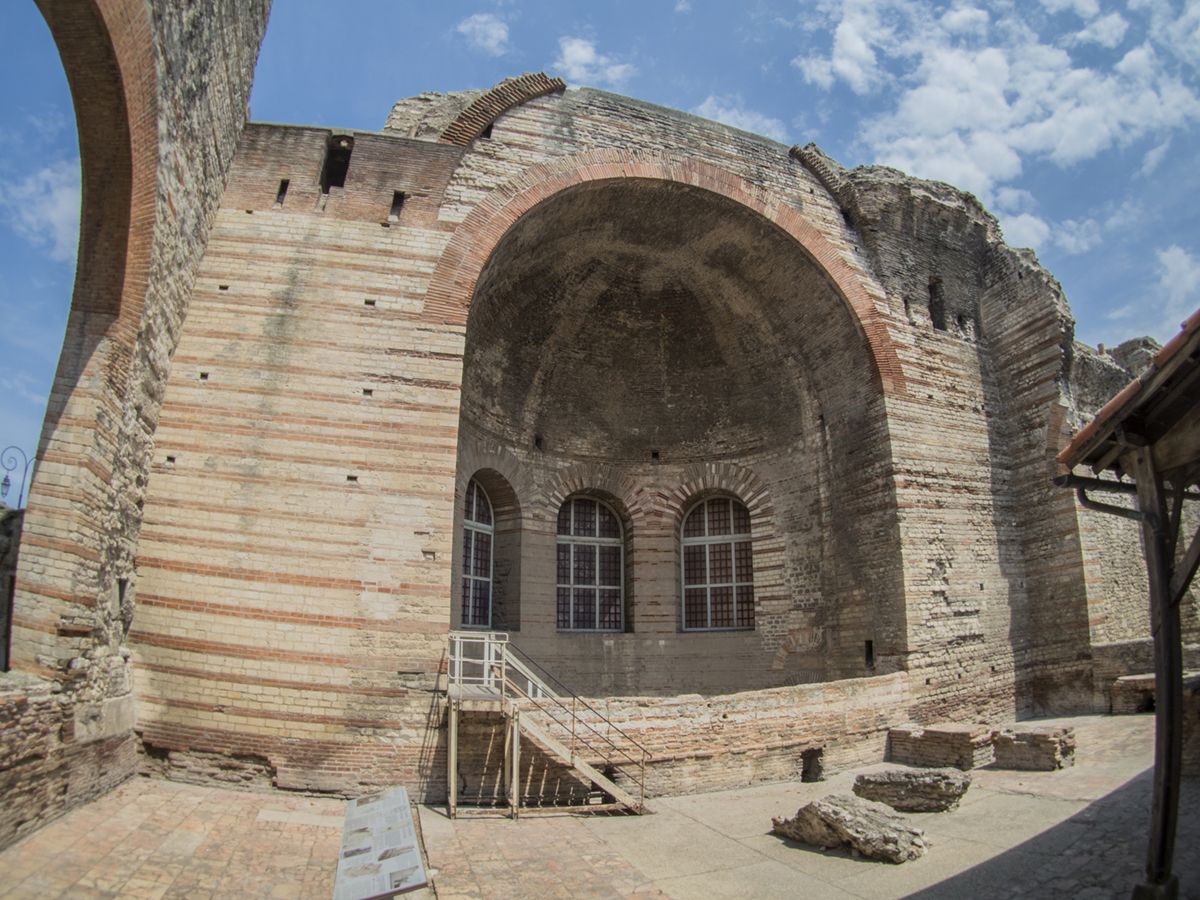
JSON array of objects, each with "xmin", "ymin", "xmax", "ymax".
[
  {"xmin": 448, "ymin": 698, "xmax": 459, "ymax": 820},
  {"xmin": 510, "ymin": 708, "xmax": 520, "ymax": 820},
  {"xmin": 1130, "ymin": 449, "xmax": 1182, "ymax": 900}
]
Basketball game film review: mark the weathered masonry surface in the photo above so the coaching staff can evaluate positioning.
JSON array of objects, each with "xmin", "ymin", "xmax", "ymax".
[
  {"xmin": 2, "ymin": 0, "xmax": 269, "ymax": 848},
  {"xmin": 4, "ymin": 36, "xmax": 1195, "ymax": 838}
]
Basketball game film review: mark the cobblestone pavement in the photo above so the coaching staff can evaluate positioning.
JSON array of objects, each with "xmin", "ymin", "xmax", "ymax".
[{"xmin": 0, "ymin": 714, "xmax": 1195, "ymax": 898}]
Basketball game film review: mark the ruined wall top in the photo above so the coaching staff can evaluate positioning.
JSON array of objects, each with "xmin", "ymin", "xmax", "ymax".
[
  {"xmin": 384, "ymin": 89, "xmax": 485, "ymax": 140},
  {"xmin": 384, "ymin": 72, "xmax": 565, "ymax": 144}
]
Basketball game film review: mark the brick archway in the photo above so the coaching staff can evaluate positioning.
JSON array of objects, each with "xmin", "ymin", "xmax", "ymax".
[
  {"xmin": 423, "ymin": 150, "xmax": 906, "ymax": 397},
  {"xmin": 12, "ymin": 0, "xmax": 163, "ymax": 676}
]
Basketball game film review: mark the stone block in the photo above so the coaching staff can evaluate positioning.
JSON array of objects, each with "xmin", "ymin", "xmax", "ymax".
[
  {"xmin": 771, "ymin": 793, "xmax": 929, "ymax": 863},
  {"xmin": 853, "ymin": 767, "xmax": 971, "ymax": 812},
  {"xmin": 992, "ymin": 726, "xmax": 1075, "ymax": 771},
  {"xmin": 888, "ymin": 722, "xmax": 994, "ymax": 770},
  {"xmin": 73, "ymin": 695, "xmax": 135, "ymax": 745}
]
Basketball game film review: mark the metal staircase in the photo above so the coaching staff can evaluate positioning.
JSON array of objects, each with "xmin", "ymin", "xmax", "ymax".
[{"xmin": 445, "ymin": 631, "xmax": 650, "ymax": 817}]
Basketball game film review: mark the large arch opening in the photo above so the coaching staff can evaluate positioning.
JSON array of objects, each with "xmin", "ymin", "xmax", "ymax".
[{"xmin": 454, "ymin": 177, "xmax": 907, "ymax": 695}]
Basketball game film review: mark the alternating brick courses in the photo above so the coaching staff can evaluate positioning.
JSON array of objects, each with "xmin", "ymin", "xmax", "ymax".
[{"xmin": 4, "ymin": 46, "xmax": 1172, "ymax": 829}]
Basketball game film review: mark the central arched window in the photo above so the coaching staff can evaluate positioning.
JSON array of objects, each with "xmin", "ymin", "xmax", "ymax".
[
  {"xmin": 556, "ymin": 496, "xmax": 623, "ymax": 631},
  {"xmin": 681, "ymin": 496, "xmax": 754, "ymax": 630},
  {"xmin": 461, "ymin": 479, "xmax": 493, "ymax": 627}
]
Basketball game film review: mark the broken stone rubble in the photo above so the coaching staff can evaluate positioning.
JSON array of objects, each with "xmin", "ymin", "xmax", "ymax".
[
  {"xmin": 771, "ymin": 793, "xmax": 929, "ymax": 864},
  {"xmin": 852, "ymin": 766, "xmax": 971, "ymax": 812}
]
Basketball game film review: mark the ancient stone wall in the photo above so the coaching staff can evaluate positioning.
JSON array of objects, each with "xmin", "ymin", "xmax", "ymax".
[
  {"xmin": 121, "ymin": 79, "xmax": 1132, "ymax": 801},
  {"xmin": 113, "ymin": 79, "xmax": 1155, "ymax": 800},
  {"xmin": 3, "ymin": 0, "xmax": 269, "ymax": 849},
  {"xmin": 0, "ymin": 673, "xmax": 136, "ymax": 850},
  {"xmin": 1, "ymin": 509, "xmax": 21, "ymax": 672}
]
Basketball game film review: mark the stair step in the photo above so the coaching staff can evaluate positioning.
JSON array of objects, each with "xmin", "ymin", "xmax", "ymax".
[{"xmin": 518, "ymin": 716, "xmax": 646, "ymax": 813}]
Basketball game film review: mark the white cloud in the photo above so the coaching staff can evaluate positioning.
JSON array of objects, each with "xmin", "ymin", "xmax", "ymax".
[
  {"xmin": 941, "ymin": 6, "xmax": 989, "ymax": 35},
  {"xmin": 1140, "ymin": 138, "xmax": 1171, "ymax": 176},
  {"xmin": 795, "ymin": 2, "xmax": 1200, "ymax": 206},
  {"xmin": 1132, "ymin": 0, "xmax": 1200, "ymax": 72},
  {"xmin": 994, "ymin": 186, "xmax": 1037, "ymax": 213},
  {"xmin": 456, "ymin": 13, "xmax": 510, "ymax": 56},
  {"xmin": 1000, "ymin": 212, "xmax": 1051, "ymax": 250},
  {"xmin": 1054, "ymin": 217, "xmax": 1103, "ymax": 255},
  {"xmin": 1067, "ymin": 12, "xmax": 1129, "ymax": 48},
  {"xmin": 0, "ymin": 159, "xmax": 80, "ymax": 263},
  {"xmin": 794, "ymin": 55, "xmax": 835, "ymax": 89},
  {"xmin": 692, "ymin": 95, "xmax": 789, "ymax": 142},
  {"xmin": 1039, "ymin": 0, "xmax": 1100, "ymax": 18},
  {"xmin": 553, "ymin": 37, "xmax": 636, "ymax": 87},
  {"xmin": 674, "ymin": 0, "xmax": 692, "ymax": 12},
  {"xmin": 1154, "ymin": 244, "xmax": 1200, "ymax": 337}
]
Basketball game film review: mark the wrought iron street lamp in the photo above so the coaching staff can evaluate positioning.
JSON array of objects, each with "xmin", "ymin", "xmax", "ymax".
[{"xmin": 1, "ymin": 446, "xmax": 31, "ymax": 509}]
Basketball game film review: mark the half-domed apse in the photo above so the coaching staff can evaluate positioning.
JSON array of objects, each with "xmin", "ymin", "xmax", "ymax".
[{"xmin": 454, "ymin": 177, "xmax": 905, "ymax": 695}]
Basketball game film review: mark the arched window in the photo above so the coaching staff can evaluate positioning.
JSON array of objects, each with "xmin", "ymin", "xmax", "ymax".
[
  {"xmin": 461, "ymin": 479, "xmax": 493, "ymax": 627},
  {"xmin": 681, "ymin": 497, "xmax": 754, "ymax": 630},
  {"xmin": 556, "ymin": 496, "xmax": 623, "ymax": 631}
]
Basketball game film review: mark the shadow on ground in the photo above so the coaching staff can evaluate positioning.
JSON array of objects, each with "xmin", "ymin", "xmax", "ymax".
[{"xmin": 910, "ymin": 772, "xmax": 1199, "ymax": 899}]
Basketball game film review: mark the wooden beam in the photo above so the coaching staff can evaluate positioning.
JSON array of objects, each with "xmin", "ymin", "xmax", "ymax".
[
  {"xmin": 1129, "ymin": 448, "xmax": 1183, "ymax": 900},
  {"xmin": 1170, "ymin": 523, "xmax": 1200, "ymax": 608},
  {"xmin": 448, "ymin": 699, "xmax": 459, "ymax": 820},
  {"xmin": 1153, "ymin": 407, "xmax": 1200, "ymax": 475},
  {"xmin": 510, "ymin": 708, "xmax": 520, "ymax": 821}
]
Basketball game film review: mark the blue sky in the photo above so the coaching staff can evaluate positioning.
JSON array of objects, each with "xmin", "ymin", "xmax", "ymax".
[{"xmin": 2, "ymin": 1, "xmax": 1199, "ymax": 497}]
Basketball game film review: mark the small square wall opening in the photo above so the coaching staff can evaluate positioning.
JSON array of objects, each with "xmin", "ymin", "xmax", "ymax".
[
  {"xmin": 388, "ymin": 191, "xmax": 405, "ymax": 222},
  {"xmin": 928, "ymin": 277, "xmax": 947, "ymax": 331},
  {"xmin": 801, "ymin": 748, "xmax": 824, "ymax": 783},
  {"xmin": 319, "ymin": 134, "xmax": 354, "ymax": 194}
]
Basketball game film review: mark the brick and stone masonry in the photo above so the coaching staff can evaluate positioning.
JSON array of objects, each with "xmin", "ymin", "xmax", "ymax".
[{"xmin": 2, "ymin": 0, "xmax": 1194, "ymax": 838}]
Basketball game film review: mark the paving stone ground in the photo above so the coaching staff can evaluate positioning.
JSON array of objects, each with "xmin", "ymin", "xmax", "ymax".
[
  {"xmin": 0, "ymin": 779, "xmax": 345, "ymax": 899},
  {"xmin": 0, "ymin": 714, "xmax": 1195, "ymax": 899}
]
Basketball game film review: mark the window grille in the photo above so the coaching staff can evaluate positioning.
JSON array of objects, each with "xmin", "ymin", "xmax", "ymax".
[
  {"xmin": 461, "ymin": 479, "xmax": 493, "ymax": 627},
  {"xmin": 556, "ymin": 496, "xmax": 623, "ymax": 631},
  {"xmin": 681, "ymin": 497, "xmax": 754, "ymax": 630}
]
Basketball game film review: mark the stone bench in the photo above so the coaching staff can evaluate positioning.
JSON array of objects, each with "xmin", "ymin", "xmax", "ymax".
[{"xmin": 888, "ymin": 722, "xmax": 994, "ymax": 770}]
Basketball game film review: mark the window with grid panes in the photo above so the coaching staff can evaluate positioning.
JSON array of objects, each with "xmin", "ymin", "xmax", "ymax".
[
  {"xmin": 681, "ymin": 497, "xmax": 754, "ymax": 630},
  {"xmin": 556, "ymin": 496, "xmax": 623, "ymax": 631},
  {"xmin": 460, "ymin": 479, "xmax": 493, "ymax": 627}
]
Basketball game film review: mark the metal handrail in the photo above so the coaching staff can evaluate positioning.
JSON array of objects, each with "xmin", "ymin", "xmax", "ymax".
[
  {"xmin": 505, "ymin": 657, "xmax": 640, "ymax": 769},
  {"xmin": 506, "ymin": 642, "xmax": 653, "ymax": 757},
  {"xmin": 447, "ymin": 630, "xmax": 649, "ymax": 806},
  {"xmin": 502, "ymin": 644, "xmax": 650, "ymax": 762}
]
